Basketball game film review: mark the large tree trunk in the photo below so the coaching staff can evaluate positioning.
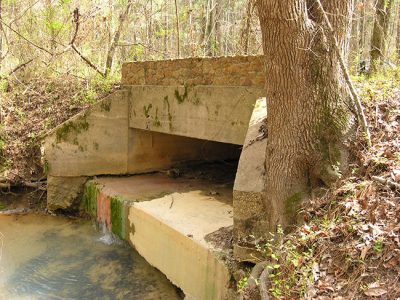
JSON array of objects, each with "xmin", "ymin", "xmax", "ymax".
[
  {"xmin": 370, "ymin": 0, "xmax": 394, "ymax": 73},
  {"xmin": 255, "ymin": 0, "xmax": 355, "ymax": 231}
]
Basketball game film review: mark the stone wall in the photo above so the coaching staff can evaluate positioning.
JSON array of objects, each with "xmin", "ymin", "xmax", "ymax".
[{"xmin": 122, "ymin": 56, "xmax": 265, "ymax": 87}]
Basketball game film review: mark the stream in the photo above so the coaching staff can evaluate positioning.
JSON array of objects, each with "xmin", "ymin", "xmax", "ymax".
[{"xmin": 0, "ymin": 214, "xmax": 181, "ymax": 300}]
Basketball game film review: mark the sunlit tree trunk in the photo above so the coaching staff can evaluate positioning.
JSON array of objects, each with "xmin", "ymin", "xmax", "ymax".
[
  {"xmin": 396, "ymin": 4, "xmax": 400, "ymax": 61},
  {"xmin": 370, "ymin": 0, "xmax": 394, "ymax": 72},
  {"xmin": 255, "ymin": 0, "xmax": 355, "ymax": 231},
  {"xmin": 104, "ymin": 0, "xmax": 133, "ymax": 77}
]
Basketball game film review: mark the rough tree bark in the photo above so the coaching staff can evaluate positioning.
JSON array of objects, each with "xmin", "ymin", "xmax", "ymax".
[
  {"xmin": 255, "ymin": 0, "xmax": 355, "ymax": 231},
  {"xmin": 370, "ymin": 0, "xmax": 394, "ymax": 73}
]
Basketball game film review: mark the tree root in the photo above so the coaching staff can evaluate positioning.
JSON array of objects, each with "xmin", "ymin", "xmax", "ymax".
[
  {"xmin": 239, "ymin": 261, "xmax": 271, "ymax": 300},
  {"xmin": 372, "ymin": 176, "xmax": 400, "ymax": 193},
  {"xmin": 0, "ymin": 181, "xmax": 47, "ymax": 190}
]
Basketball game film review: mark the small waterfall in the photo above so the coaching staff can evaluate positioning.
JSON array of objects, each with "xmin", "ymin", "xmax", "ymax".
[{"xmin": 97, "ymin": 221, "xmax": 121, "ymax": 246}]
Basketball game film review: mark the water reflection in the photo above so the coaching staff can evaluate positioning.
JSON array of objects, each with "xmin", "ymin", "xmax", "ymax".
[{"xmin": 0, "ymin": 214, "xmax": 180, "ymax": 300}]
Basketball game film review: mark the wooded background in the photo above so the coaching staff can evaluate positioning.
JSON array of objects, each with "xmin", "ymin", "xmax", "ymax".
[{"xmin": 0, "ymin": 0, "xmax": 398, "ymax": 79}]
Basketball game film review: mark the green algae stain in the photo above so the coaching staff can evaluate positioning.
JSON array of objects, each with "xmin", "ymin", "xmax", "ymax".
[
  {"xmin": 100, "ymin": 100, "xmax": 112, "ymax": 112},
  {"xmin": 174, "ymin": 86, "xmax": 188, "ymax": 104},
  {"xmin": 284, "ymin": 192, "xmax": 303, "ymax": 218},
  {"xmin": 164, "ymin": 96, "xmax": 173, "ymax": 131},
  {"xmin": 81, "ymin": 181, "xmax": 98, "ymax": 217},
  {"xmin": 143, "ymin": 104, "xmax": 153, "ymax": 118},
  {"xmin": 110, "ymin": 196, "xmax": 125, "ymax": 240},
  {"xmin": 153, "ymin": 107, "xmax": 161, "ymax": 127},
  {"xmin": 55, "ymin": 118, "xmax": 89, "ymax": 144}
]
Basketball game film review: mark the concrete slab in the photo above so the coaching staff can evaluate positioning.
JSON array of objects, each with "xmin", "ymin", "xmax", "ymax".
[
  {"xmin": 82, "ymin": 174, "xmax": 234, "ymax": 299},
  {"xmin": 127, "ymin": 85, "xmax": 265, "ymax": 145},
  {"xmin": 129, "ymin": 192, "xmax": 233, "ymax": 300}
]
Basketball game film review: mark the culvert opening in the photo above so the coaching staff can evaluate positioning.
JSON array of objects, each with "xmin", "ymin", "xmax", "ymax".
[{"xmin": 127, "ymin": 128, "xmax": 243, "ymax": 194}]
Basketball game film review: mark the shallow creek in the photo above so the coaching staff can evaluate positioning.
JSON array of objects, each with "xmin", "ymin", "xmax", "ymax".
[{"xmin": 0, "ymin": 214, "xmax": 180, "ymax": 300}]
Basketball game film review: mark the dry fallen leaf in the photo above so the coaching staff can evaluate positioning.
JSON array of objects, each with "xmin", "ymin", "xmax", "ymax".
[{"xmin": 364, "ymin": 287, "xmax": 387, "ymax": 297}]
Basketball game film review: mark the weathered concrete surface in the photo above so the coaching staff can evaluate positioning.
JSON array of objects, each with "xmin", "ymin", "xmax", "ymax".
[
  {"xmin": 44, "ymin": 91, "xmax": 129, "ymax": 177},
  {"xmin": 122, "ymin": 56, "xmax": 265, "ymax": 87},
  {"xmin": 128, "ymin": 86, "xmax": 264, "ymax": 145},
  {"xmin": 129, "ymin": 192, "xmax": 232, "ymax": 300},
  {"xmin": 81, "ymin": 174, "xmax": 234, "ymax": 299},
  {"xmin": 127, "ymin": 129, "xmax": 241, "ymax": 174},
  {"xmin": 233, "ymin": 98, "xmax": 270, "ymax": 262},
  {"xmin": 47, "ymin": 176, "xmax": 87, "ymax": 211}
]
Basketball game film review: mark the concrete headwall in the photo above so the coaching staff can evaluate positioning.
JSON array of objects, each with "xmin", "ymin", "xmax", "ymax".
[
  {"xmin": 122, "ymin": 56, "xmax": 265, "ymax": 87},
  {"xmin": 127, "ymin": 85, "xmax": 265, "ymax": 145}
]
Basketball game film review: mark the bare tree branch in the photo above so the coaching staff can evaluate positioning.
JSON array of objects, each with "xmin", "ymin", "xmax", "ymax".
[
  {"xmin": 70, "ymin": 8, "xmax": 106, "ymax": 77},
  {"xmin": 0, "ymin": 19, "xmax": 53, "ymax": 56}
]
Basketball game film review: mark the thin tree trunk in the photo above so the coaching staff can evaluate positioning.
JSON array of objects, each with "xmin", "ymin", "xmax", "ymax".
[
  {"xmin": 104, "ymin": 0, "xmax": 133, "ymax": 77},
  {"xmin": 189, "ymin": 0, "xmax": 194, "ymax": 56},
  {"xmin": 174, "ymin": 0, "xmax": 180, "ymax": 58},
  {"xmin": 45, "ymin": 0, "xmax": 56, "ymax": 52},
  {"xmin": 164, "ymin": 0, "xmax": 169, "ymax": 59},
  {"xmin": 359, "ymin": 0, "xmax": 366, "ymax": 59},
  {"xmin": 0, "ymin": 0, "xmax": 3, "ymax": 72},
  {"xmin": 241, "ymin": 0, "xmax": 254, "ymax": 55},
  {"xmin": 255, "ymin": 0, "xmax": 355, "ymax": 231},
  {"xmin": 397, "ymin": 4, "xmax": 400, "ymax": 60}
]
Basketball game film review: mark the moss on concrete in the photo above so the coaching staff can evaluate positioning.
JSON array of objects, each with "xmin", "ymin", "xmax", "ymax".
[
  {"xmin": 143, "ymin": 104, "xmax": 153, "ymax": 118},
  {"xmin": 174, "ymin": 86, "xmax": 188, "ymax": 104},
  {"xmin": 110, "ymin": 196, "xmax": 125, "ymax": 240},
  {"xmin": 81, "ymin": 181, "xmax": 98, "ymax": 217},
  {"xmin": 284, "ymin": 192, "xmax": 303, "ymax": 218},
  {"xmin": 55, "ymin": 118, "xmax": 89, "ymax": 143},
  {"xmin": 100, "ymin": 99, "xmax": 112, "ymax": 112}
]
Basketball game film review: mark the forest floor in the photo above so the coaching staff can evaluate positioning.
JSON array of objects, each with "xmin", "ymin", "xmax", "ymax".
[
  {"xmin": 241, "ymin": 69, "xmax": 400, "ymax": 299},
  {"xmin": 0, "ymin": 74, "xmax": 119, "ymax": 189},
  {"xmin": 0, "ymin": 73, "xmax": 118, "ymax": 212},
  {"xmin": 0, "ymin": 68, "xmax": 399, "ymax": 299}
]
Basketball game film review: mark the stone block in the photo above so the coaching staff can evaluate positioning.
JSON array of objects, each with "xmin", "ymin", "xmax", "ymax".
[{"xmin": 47, "ymin": 176, "xmax": 87, "ymax": 211}]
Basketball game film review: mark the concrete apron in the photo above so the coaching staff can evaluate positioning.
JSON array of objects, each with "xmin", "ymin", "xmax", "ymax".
[{"xmin": 82, "ymin": 174, "xmax": 233, "ymax": 300}]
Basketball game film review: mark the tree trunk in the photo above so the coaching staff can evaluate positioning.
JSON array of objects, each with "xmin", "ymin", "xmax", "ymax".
[
  {"xmin": 174, "ymin": 0, "xmax": 180, "ymax": 58},
  {"xmin": 397, "ymin": 4, "xmax": 400, "ymax": 61},
  {"xmin": 255, "ymin": 0, "xmax": 355, "ymax": 231},
  {"xmin": 0, "ymin": 0, "xmax": 3, "ymax": 72},
  {"xmin": 358, "ymin": 0, "xmax": 366, "ymax": 60},
  {"xmin": 370, "ymin": 0, "xmax": 393, "ymax": 73},
  {"xmin": 104, "ymin": 0, "xmax": 133, "ymax": 77},
  {"xmin": 241, "ymin": 0, "xmax": 255, "ymax": 55}
]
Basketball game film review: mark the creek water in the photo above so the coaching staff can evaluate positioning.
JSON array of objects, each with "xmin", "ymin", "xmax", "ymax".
[{"xmin": 0, "ymin": 214, "xmax": 180, "ymax": 300}]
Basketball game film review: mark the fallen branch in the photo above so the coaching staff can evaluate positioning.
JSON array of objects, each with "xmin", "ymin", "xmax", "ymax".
[
  {"xmin": 8, "ymin": 58, "xmax": 35, "ymax": 76},
  {"xmin": 70, "ymin": 8, "xmax": 105, "ymax": 77},
  {"xmin": 0, "ymin": 180, "xmax": 46, "ymax": 190},
  {"xmin": 0, "ymin": 182, "xmax": 10, "ymax": 189},
  {"xmin": 372, "ymin": 176, "xmax": 400, "ymax": 191},
  {"xmin": 315, "ymin": 0, "xmax": 372, "ymax": 148},
  {"xmin": 259, "ymin": 267, "xmax": 271, "ymax": 300}
]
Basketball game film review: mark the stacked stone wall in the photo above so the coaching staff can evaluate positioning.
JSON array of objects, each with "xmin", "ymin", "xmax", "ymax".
[{"xmin": 122, "ymin": 55, "xmax": 265, "ymax": 87}]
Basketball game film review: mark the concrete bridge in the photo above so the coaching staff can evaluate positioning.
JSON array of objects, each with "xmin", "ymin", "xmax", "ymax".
[{"xmin": 44, "ymin": 56, "xmax": 269, "ymax": 299}]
